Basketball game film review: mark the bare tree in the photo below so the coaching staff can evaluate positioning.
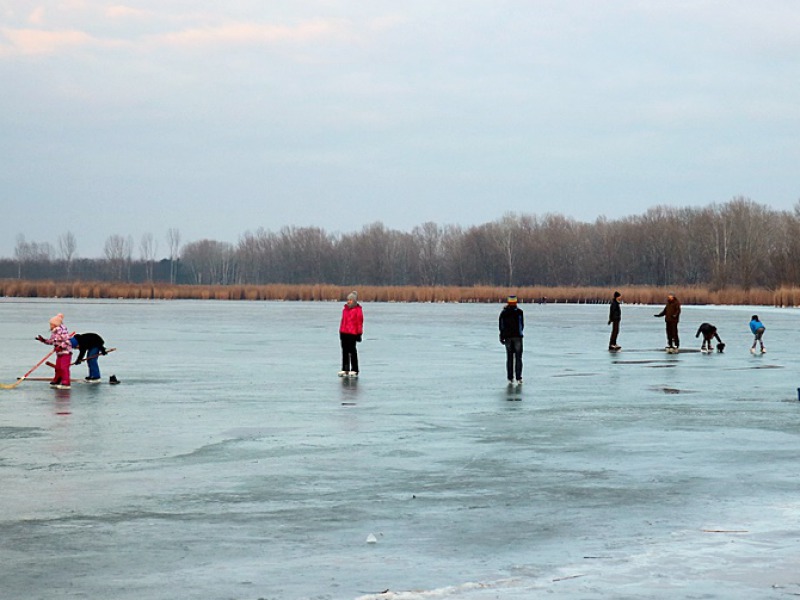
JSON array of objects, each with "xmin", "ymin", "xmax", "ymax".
[
  {"xmin": 275, "ymin": 226, "xmax": 335, "ymax": 283},
  {"xmin": 58, "ymin": 232, "xmax": 77, "ymax": 261},
  {"xmin": 351, "ymin": 222, "xmax": 393, "ymax": 285},
  {"xmin": 58, "ymin": 231, "xmax": 77, "ymax": 277},
  {"xmin": 723, "ymin": 197, "xmax": 772, "ymax": 289},
  {"xmin": 492, "ymin": 213, "xmax": 527, "ymax": 287},
  {"xmin": 413, "ymin": 222, "xmax": 444, "ymax": 286},
  {"xmin": 236, "ymin": 228, "xmax": 276, "ymax": 284},
  {"xmin": 585, "ymin": 216, "xmax": 625, "ymax": 285},
  {"xmin": 636, "ymin": 206, "xmax": 686, "ymax": 286},
  {"xmin": 15, "ymin": 235, "xmax": 53, "ymax": 279},
  {"xmin": 182, "ymin": 239, "xmax": 236, "ymax": 285},
  {"xmin": 167, "ymin": 228, "xmax": 181, "ymax": 284},
  {"xmin": 539, "ymin": 214, "xmax": 583, "ymax": 285},
  {"xmin": 439, "ymin": 224, "xmax": 465, "ymax": 285},
  {"xmin": 455, "ymin": 224, "xmax": 504, "ymax": 286},
  {"xmin": 139, "ymin": 233, "xmax": 158, "ymax": 282},
  {"xmin": 104, "ymin": 234, "xmax": 133, "ymax": 281},
  {"xmin": 706, "ymin": 204, "xmax": 734, "ymax": 288},
  {"xmin": 14, "ymin": 234, "xmax": 28, "ymax": 279},
  {"xmin": 768, "ymin": 209, "xmax": 800, "ymax": 286}
]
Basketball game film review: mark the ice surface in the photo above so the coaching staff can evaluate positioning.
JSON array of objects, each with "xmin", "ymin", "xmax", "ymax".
[{"xmin": 1, "ymin": 298, "xmax": 800, "ymax": 599}]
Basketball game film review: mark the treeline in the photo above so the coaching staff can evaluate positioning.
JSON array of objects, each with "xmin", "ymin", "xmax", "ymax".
[{"xmin": 3, "ymin": 197, "xmax": 799, "ymax": 289}]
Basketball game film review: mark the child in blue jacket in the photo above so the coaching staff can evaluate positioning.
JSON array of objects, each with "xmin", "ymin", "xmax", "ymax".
[{"xmin": 749, "ymin": 315, "xmax": 766, "ymax": 354}]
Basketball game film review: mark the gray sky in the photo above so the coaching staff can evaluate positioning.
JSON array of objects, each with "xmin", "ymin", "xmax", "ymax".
[{"xmin": 2, "ymin": 1, "xmax": 799, "ymax": 259}]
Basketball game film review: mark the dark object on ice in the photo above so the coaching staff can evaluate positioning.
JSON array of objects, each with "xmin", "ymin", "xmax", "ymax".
[
  {"xmin": 109, "ymin": 375, "xmax": 120, "ymax": 385},
  {"xmin": 717, "ymin": 342, "xmax": 725, "ymax": 353}
]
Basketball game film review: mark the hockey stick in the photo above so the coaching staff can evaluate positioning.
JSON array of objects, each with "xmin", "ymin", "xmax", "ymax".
[
  {"xmin": 46, "ymin": 347, "xmax": 117, "ymax": 368},
  {"xmin": 1, "ymin": 349, "xmax": 57, "ymax": 389}
]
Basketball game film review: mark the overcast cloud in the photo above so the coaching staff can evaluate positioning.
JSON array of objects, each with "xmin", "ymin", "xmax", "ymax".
[{"xmin": 1, "ymin": 1, "xmax": 799, "ymax": 258}]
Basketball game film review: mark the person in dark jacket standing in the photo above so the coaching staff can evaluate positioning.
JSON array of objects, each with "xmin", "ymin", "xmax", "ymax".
[
  {"xmin": 338, "ymin": 291, "xmax": 364, "ymax": 377},
  {"xmin": 608, "ymin": 291, "xmax": 622, "ymax": 351},
  {"xmin": 499, "ymin": 295, "xmax": 524, "ymax": 385},
  {"xmin": 654, "ymin": 293, "xmax": 681, "ymax": 352}
]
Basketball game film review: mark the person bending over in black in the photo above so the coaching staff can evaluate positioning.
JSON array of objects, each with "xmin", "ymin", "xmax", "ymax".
[{"xmin": 695, "ymin": 323, "xmax": 724, "ymax": 353}]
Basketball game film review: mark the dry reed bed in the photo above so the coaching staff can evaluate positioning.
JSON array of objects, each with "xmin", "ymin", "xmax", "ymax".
[{"xmin": 2, "ymin": 280, "xmax": 800, "ymax": 306}]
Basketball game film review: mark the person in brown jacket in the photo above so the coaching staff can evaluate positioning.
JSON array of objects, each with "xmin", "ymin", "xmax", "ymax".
[{"xmin": 654, "ymin": 293, "xmax": 681, "ymax": 352}]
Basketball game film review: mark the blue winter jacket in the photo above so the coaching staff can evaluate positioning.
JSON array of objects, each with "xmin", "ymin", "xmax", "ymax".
[{"xmin": 749, "ymin": 319, "xmax": 765, "ymax": 334}]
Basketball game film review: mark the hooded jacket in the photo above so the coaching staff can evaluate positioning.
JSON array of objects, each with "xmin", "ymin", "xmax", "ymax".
[{"xmin": 339, "ymin": 303, "xmax": 364, "ymax": 336}]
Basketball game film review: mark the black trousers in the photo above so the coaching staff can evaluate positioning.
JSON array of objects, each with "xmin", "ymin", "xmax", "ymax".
[
  {"xmin": 666, "ymin": 322, "xmax": 679, "ymax": 348},
  {"xmin": 504, "ymin": 337, "xmax": 523, "ymax": 380},
  {"xmin": 340, "ymin": 333, "xmax": 359, "ymax": 372},
  {"xmin": 609, "ymin": 319, "xmax": 620, "ymax": 347}
]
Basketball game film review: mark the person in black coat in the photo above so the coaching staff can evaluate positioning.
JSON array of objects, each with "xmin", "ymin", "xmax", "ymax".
[
  {"xmin": 70, "ymin": 333, "xmax": 108, "ymax": 382},
  {"xmin": 608, "ymin": 291, "xmax": 622, "ymax": 351},
  {"xmin": 499, "ymin": 295, "xmax": 524, "ymax": 384}
]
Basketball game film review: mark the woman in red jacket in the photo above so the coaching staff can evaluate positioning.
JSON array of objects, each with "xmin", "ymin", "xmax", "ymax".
[{"xmin": 339, "ymin": 291, "xmax": 364, "ymax": 377}]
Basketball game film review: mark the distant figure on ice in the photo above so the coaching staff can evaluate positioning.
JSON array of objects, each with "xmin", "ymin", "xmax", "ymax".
[
  {"xmin": 70, "ymin": 333, "xmax": 108, "ymax": 382},
  {"xmin": 749, "ymin": 315, "xmax": 766, "ymax": 354},
  {"xmin": 654, "ymin": 293, "xmax": 681, "ymax": 352},
  {"xmin": 339, "ymin": 291, "xmax": 363, "ymax": 377},
  {"xmin": 608, "ymin": 291, "xmax": 622, "ymax": 351},
  {"xmin": 36, "ymin": 313, "xmax": 72, "ymax": 389},
  {"xmin": 499, "ymin": 295, "xmax": 524, "ymax": 385},
  {"xmin": 695, "ymin": 323, "xmax": 724, "ymax": 353}
]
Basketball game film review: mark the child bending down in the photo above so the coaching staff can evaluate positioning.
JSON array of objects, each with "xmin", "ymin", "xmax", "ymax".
[
  {"xmin": 695, "ymin": 323, "xmax": 724, "ymax": 353},
  {"xmin": 749, "ymin": 315, "xmax": 766, "ymax": 354}
]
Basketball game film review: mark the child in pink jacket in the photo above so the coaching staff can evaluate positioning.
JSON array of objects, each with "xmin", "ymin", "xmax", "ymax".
[{"xmin": 37, "ymin": 313, "xmax": 73, "ymax": 389}]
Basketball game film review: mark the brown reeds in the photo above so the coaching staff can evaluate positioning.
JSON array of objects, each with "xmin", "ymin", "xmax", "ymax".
[{"xmin": 0, "ymin": 279, "xmax": 799, "ymax": 306}]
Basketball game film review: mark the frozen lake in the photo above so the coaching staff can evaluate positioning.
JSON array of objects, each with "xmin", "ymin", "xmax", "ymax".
[{"xmin": 1, "ymin": 297, "xmax": 800, "ymax": 599}]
